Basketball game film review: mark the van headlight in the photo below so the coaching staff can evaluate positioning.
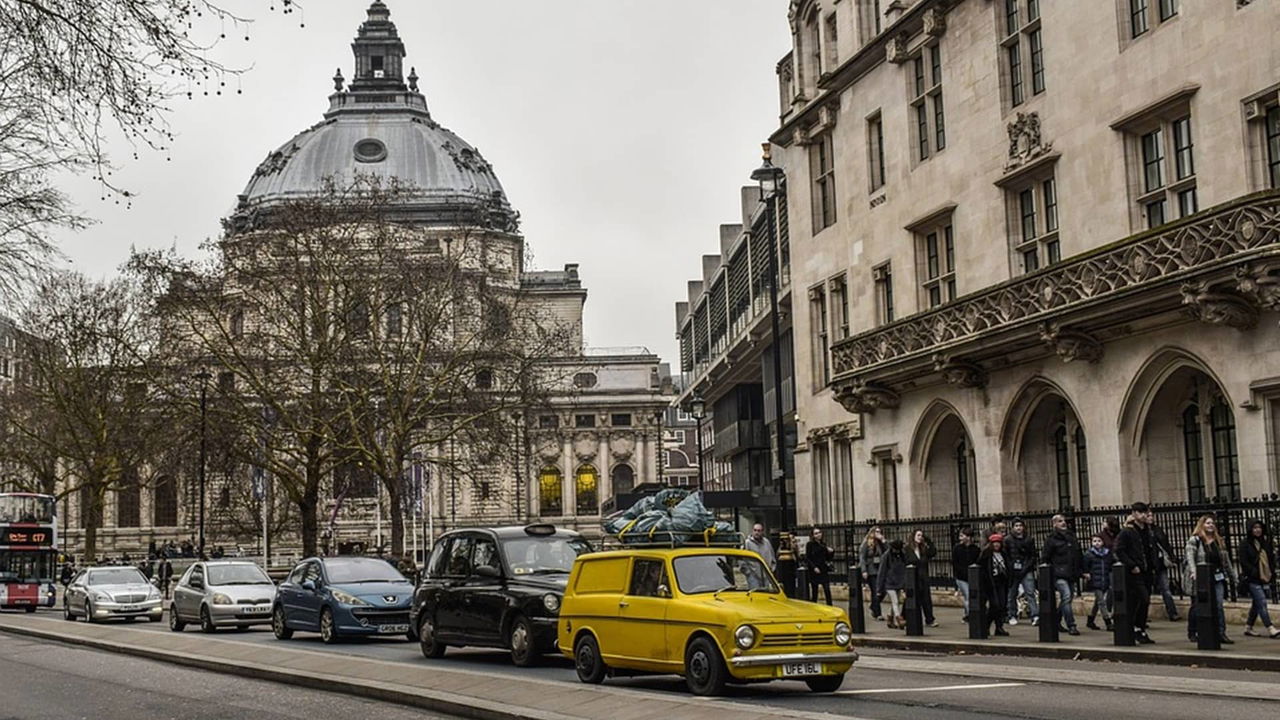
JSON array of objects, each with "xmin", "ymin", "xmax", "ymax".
[
  {"xmin": 734, "ymin": 624, "xmax": 757, "ymax": 649},
  {"xmin": 834, "ymin": 622, "xmax": 852, "ymax": 646},
  {"xmin": 542, "ymin": 593, "xmax": 561, "ymax": 613}
]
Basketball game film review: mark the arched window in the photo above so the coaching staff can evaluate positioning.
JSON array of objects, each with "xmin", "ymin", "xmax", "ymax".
[
  {"xmin": 575, "ymin": 464, "xmax": 599, "ymax": 515},
  {"xmin": 954, "ymin": 439, "xmax": 971, "ymax": 516},
  {"xmin": 1182, "ymin": 403, "xmax": 1205, "ymax": 503},
  {"xmin": 1210, "ymin": 397, "xmax": 1240, "ymax": 501},
  {"xmin": 153, "ymin": 474, "xmax": 177, "ymax": 527},
  {"xmin": 538, "ymin": 466, "xmax": 562, "ymax": 516},
  {"xmin": 1054, "ymin": 426, "xmax": 1071, "ymax": 509},
  {"xmin": 1074, "ymin": 426, "xmax": 1090, "ymax": 509},
  {"xmin": 611, "ymin": 464, "xmax": 635, "ymax": 497}
]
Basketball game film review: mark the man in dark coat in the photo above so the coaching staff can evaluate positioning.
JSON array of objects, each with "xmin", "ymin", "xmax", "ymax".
[
  {"xmin": 1041, "ymin": 514, "xmax": 1084, "ymax": 635},
  {"xmin": 1114, "ymin": 502, "xmax": 1159, "ymax": 643},
  {"xmin": 804, "ymin": 528, "xmax": 834, "ymax": 605},
  {"xmin": 1004, "ymin": 518, "xmax": 1039, "ymax": 625}
]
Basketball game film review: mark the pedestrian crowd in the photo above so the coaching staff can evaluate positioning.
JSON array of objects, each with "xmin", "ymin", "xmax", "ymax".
[{"xmin": 743, "ymin": 501, "xmax": 1280, "ymax": 645}]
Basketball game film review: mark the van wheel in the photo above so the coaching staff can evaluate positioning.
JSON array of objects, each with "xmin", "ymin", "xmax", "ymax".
[
  {"xmin": 805, "ymin": 674, "xmax": 845, "ymax": 693},
  {"xmin": 684, "ymin": 636, "xmax": 728, "ymax": 696},
  {"xmin": 418, "ymin": 614, "xmax": 446, "ymax": 659},
  {"xmin": 574, "ymin": 634, "xmax": 607, "ymax": 684}
]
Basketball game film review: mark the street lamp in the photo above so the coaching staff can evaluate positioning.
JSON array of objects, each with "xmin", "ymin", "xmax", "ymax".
[
  {"xmin": 750, "ymin": 143, "xmax": 790, "ymax": 534},
  {"xmin": 689, "ymin": 394, "xmax": 706, "ymax": 492},
  {"xmin": 194, "ymin": 369, "xmax": 212, "ymax": 559}
]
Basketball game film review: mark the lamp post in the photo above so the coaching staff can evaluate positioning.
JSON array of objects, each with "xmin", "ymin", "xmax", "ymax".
[
  {"xmin": 750, "ymin": 143, "xmax": 790, "ymax": 534},
  {"xmin": 194, "ymin": 369, "xmax": 212, "ymax": 558},
  {"xmin": 689, "ymin": 395, "xmax": 706, "ymax": 492}
]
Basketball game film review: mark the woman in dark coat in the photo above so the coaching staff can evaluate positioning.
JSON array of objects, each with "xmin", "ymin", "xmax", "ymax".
[
  {"xmin": 978, "ymin": 534, "xmax": 1011, "ymax": 636},
  {"xmin": 904, "ymin": 529, "xmax": 938, "ymax": 627},
  {"xmin": 876, "ymin": 540, "xmax": 908, "ymax": 629},
  {"xmin": 1239, "ymin": 520, "xmax": 1279, "ymax": 638}
]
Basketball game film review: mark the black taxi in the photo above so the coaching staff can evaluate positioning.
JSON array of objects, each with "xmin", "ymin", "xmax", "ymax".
[{"xmin": 411, "ymin": 524, "xmax": 592, "ymax": 666}]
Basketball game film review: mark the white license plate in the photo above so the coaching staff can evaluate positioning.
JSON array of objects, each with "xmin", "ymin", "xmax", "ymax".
[
  {"xmin": 244, "ymin": 606, "xmax": 271, "ymax": 613},
  {"xmin": 780, "ymin": 662, "xmax": 824, "ymax": 677},
  {"xmin": 119, "ymin": 606, "xmax": 141, "ymax": 613},
  {"xmin": 377, "ymin": 624, "xmax": 409, "ymax": 634}
]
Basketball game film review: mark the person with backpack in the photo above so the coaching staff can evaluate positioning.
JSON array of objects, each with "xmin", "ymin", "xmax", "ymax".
[
  {"xmin": 1238, "ymin": 519, "xmax": 1278, "ymax": 638},
  {"xmin": 805, "ymin": 527, "xmax": 834, "ymax": 605},
  {"xmin": 952, "ymin": 527, "xmax": 980, "ymax": 622},
  {"xmin": 978, "ymin": 534, "xmax": 1011, "ymax": 636},
  {"xmin": 1005, "ymin": 518, "xmax": 1040, "ymax": 626},
  {"xmin": 1184, "ymin": 514, "xmax": 1237, "ymax": 644},
  {"xmin": 1041, "ymin": 514, "xmax": 1084, "ymax": 635},
  {"xmin": 1084, "ymin": 533, "xmax": 1114, "ymax": 631},
  {"xmin": 876, "ymin": 539, "xmax": 908, "ymax": 629},
  {"xmin": 858, "ymin": 526, "xmax": 886, "ymax": 620}
]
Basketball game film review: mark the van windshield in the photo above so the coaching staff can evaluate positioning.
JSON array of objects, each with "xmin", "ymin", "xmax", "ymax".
[{"xmin": 672, "ymin": 554, "xmax": 778, "ymax": 595}]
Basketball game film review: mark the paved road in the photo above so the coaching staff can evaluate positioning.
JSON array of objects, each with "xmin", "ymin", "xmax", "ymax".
[
  {"xmin": 0, "ymin": 630, "xmax": 459, "ymax": 720},
  {"xmin": 37, "ymin": 607, "xmax": 1265, "ymax": 720}
]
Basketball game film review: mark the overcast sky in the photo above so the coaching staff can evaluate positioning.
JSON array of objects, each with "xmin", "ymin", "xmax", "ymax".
[{"xmin": 51, "ymin": 0, "xmax": 790, "ymax": 367}]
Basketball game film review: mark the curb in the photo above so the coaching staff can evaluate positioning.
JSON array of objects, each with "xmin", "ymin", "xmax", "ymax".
[
  {"xmin": 0, "ymin": 622, "xmax": 562, "ymax": 720},
  {"xmin": 853, "ymin": 635, "xmax": 1280, "ymax": 671}
]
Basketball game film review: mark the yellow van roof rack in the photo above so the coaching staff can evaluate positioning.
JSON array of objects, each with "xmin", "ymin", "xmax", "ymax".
[{"xmin": 608, "ymin": 528, "xmax": 745, "ymax": 549}]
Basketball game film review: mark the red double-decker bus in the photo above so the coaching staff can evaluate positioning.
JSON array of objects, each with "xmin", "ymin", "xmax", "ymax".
[{"xmin": 0, "ymin": 492, "xmax": 58, "ymax": 611}]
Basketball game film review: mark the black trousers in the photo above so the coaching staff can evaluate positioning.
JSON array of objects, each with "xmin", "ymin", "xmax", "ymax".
[
  {"xmin": 918, "ymin": 577, "xmax": 936, "ymax": 623},
  {"xmin": 809, "ymin": 576, "xmax": 833, "ymax": 605},
  {"xmin": 866, "ymin": 574, "xmax": 883, "ymax": 617},
  {"xmin": 986, "ymin": 580, "xmax": 1009, "ymax": 632},
  {"xmin": 1130, "ymin": 579, "xmax": 1152, "ymax": 631}
]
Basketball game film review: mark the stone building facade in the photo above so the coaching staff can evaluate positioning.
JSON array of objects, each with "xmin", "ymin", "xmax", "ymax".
[
  {"xmin": 768, "ymin": 0, "xmax": 1280, "ymax": 525},
  {"xmin": 54, "ymin": 2, "xmax": 672, "ymax": 559}
]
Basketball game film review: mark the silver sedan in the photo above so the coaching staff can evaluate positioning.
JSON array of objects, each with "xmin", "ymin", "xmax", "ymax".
[
  {"xmin": 63, "ymin": 566, "xmax": 164, "ymax": 623},
  {"xmin": 169, "ymin": 560, "xmax": 277, "ymax": 633}
]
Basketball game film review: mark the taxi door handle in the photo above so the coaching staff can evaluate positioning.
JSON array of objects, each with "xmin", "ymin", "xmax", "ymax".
[{"xmin": 618, "ymin": 601, "xmax": 629, "ymax": 608}]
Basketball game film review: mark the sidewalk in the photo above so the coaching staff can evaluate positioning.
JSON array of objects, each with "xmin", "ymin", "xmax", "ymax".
[
  {"xmin": 842, "ymin": 599, "xmax": 1280, "ymax": 670},
  {"xmin": 0, "ymin": 613, "xmax": 854, "ymax": 720}
]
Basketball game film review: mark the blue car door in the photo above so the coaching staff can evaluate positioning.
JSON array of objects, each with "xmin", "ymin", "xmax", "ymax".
[
  {"xmin": 298, "ymin": 561, "xmax": 325, "ymax": 629},
  {"xmin": 278, "ymin": 563, "xmax": 306, "ymax": 627}
]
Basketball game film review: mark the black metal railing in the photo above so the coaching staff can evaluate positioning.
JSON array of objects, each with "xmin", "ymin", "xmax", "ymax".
[{"xmin": 805, "ymin": 495, "xmax": 1280, "ymax": 599}]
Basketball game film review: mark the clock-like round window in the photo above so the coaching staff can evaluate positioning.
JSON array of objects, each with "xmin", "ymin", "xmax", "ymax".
[{"xmin": 353, "ymin": 138, "xmax": 388, "ymax": 163}]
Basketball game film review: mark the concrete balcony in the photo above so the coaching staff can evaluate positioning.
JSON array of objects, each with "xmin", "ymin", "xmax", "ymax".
[
  {"xmin": 713, "ymin": 420, "xmax": 769, "ymax": 459},
  {"xmin": 829, "ymin": 191, "xmax": 1280, "ymax": 413}
]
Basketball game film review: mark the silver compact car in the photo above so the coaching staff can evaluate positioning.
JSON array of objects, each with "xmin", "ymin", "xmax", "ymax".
[
  {"xmin": 63, "ymin": 566, "xmax": 163, "ymax": 623},
  {"xmin": 169, "ymin": 560, "xmax": 277, "ymax": 633}
]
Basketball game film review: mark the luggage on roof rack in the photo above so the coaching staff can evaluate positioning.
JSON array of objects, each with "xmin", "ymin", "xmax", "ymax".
[{"xmin": 601, "ymin": 488, "xmax": 738, "ymax": 548}]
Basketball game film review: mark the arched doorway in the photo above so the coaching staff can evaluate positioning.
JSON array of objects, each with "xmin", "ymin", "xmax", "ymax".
[
  {"xmin": 610, "ymin": 464, "xmax": 635, "ymax": 497},
  {"xmin": 1001, "ymin": 378, "xmax": 1089, "ymax": 511},
  {"xmin": 910, "ymin": 402, "xmax": 978, "ymax": 517},
  {"xmin": 538, "ymin": 466, "xmax": 562, "ymax": 516}
]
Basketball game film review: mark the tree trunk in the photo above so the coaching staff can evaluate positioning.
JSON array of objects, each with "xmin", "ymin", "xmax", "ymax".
[
  {"xmin": 387, "ymin": 480, "xmax": 404, "ymax": 557},
  {"xmin": 299, "ymin": 485, "xmax": 319, "ymax": 558},
  {"xmin": 83, "ymin": 485, "xmax": 102, "ymax": 560}
]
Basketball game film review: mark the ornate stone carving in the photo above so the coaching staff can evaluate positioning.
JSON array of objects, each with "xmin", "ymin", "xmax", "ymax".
[
  {"xmin": 1181, "ymin": 281, "xmax": 1260, "ymax": 330},
  {"xmin": 828, "ymin": 194, "xmax": 1280, "ymax": 381},
  {"xmin": 932, "ymin": 354, "xmax": 987, "ymax": 388},
  {"xmin": 923, "ymin": 8, "xmax": 948, "ymax": 38},
  {"xmin": 1234, "ymin": 263, "xmax": 1280, "ymax": 310},
  {"xmin": 536, "ymin": 441, "xmax": 560, "ymax": 463},
  {"xmin": 440, "ymin": 141, "xmax": 494, "ymax": 175},
  {"xmin": 792, "ymin": 125, "xmax": 811, "ymax": 147},
  {"xmin": 252, "ymin": 143, "xmax": 299, "ymax": 178},
  {"xmin": 778, "ymin": 55, "xmax": 794, "ymax": 86},
  {"xmin": 886, "ymin": 32, "xmax": 911, "ymax": 64},
  {"xmin": 1005, "ymin": 112, "xmax": 1053, "ymax": 171},
  {"xmin": 1039, "ymin": 323, "xmax": 1104, "ymax": 364},
  {"xmin": 572, "ymin": 434, "xmax": 598, "ymax": 462},
  {"xmin": 609, "ymin": 435, "xmax": 635, "ymax": 462},
  {"xmin": 833, "ymin": 380, "xmax": 901, "ymax": 414}
]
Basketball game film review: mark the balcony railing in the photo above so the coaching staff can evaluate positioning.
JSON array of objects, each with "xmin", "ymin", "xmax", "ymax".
[{"xmin": 829, "ymin": 191, "xmax": 1280, "ymax": 410}]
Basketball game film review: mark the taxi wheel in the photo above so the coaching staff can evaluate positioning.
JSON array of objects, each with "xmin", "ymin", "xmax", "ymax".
[
  {"xmin": 574, "ymin": 633, "xmax": 607, "ymax": 685},
  {"xmin": 168, "ymin": 605, "xmax": 186, "ymax": 632},
  {"xmin": 684, "ymin": 637, "xmax": 727, "ymax": 696},
  {"xmin": 199, "ymin": 606, "xmax": 217, "ymax": 633},
  {"xmin": 272, "ymin": 605, "xmax": 293, "ymax": 640},
  {"xmin": 509, "ymin": 615, "xmax": 538, "ymax": 667},
  {"xmin": 805, "ymin": 675, "xmax": 845, "ymax": 693},
  {"xmin": 319, "ymin": 607, "xmax": 340, "ymax": 644},
  {"xmin": 418, "ymin": 614, "xmax": 446, "ymax": 659}
]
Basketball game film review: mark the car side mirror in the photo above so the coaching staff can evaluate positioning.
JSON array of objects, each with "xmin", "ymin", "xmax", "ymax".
[
  {"xmin": 474, "ymin": 565, "xmax": 501, "ymax": 579},
  {"xmin": 657, "ymin": 584, "xmax": 672, "ymax": 599},
  {"xmin": 301, "ymin": 580, "xmax": 316, "ymax": 592}
]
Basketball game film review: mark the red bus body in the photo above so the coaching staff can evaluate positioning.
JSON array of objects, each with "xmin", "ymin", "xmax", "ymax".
[{"xmin": 0, "ymin": 493, "xmax": 58, "ymax": 610}]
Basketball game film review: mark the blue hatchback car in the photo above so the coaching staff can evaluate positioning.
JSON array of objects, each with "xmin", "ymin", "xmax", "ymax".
[{"xmin": 272, "ymin": 556, "xmax": 414, "ymax": 644}]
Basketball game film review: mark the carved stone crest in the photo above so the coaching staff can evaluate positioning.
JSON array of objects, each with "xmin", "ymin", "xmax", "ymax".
[
  {"xmin": 608, "ymin": 435, "xmax": 635, "ymax": 462},
  {"xmin": 1005, "ymin": 112, "xmax": 1053, "ymax": 171},
  {"xmin": 886, "ymin": 32, "xmax": 911, "ymax": 65},
  {"xmin": 932, "ymin": 354, "xmax": 987, "ymax": 388},
  {"xmin": 572, "ymin": 434, "xmax": 598, "ymax": 462},
  {"xmin": 1181, "ymin": 281, "xmax": 1259, "ymax": 330},
  {"xmin": 536, "ymin": 441, "xmax": 560, "ymax": 463},
  {"xmin": 1040, "ymin": 323, "xmax": 1104, "ymax": 364},
  {"xmin": 923, "ymin": 8, "xmax": 948, "ymax": 38},
  {"xmin": 833, "ymin": 380, "xmax": 901, "ymax": 415}
]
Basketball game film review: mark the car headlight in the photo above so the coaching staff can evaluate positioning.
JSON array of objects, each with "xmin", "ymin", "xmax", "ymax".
[
  {"xmin": 211, "ymin": 593, "xmax": 233, "ymax": 605},
  {"xmin": 542, "ymin": 593, "xmax": 561, "ymax": 613},
  {"xmin": 834, "ymin": 622, "xmax": 852, "ymax": 646},
  {"xmin": 91, "ymin": 590, "xmax": 111, "ymax": 602},
  {"xmin": 734, "ymin": 624, "xmax": 757, "ymax": 649},
  {"xmin": 331, "ymin": 589, "xmax": 368, "ymax": 606},
  {"xmin": 148, "ymin": 588, "xmax": 162, "ymax": 601}
]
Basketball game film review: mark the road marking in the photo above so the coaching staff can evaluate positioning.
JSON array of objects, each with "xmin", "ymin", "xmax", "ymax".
[{"xmin": 837, "ymin": 682, "xmax": 1025, "ymax": 695}]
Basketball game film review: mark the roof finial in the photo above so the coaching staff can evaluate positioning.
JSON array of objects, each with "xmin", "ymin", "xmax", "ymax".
[
  {"xmin": 408, "ymin": 67, "xmax": 419, "ymax": 92},
  {"xmin": 333, "ymin": 68, "xmax": 345, "ymax": 92}
]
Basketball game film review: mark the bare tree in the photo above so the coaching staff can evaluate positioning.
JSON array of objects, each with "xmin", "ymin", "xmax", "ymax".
[
  {"xmin": 0, "ymin": 0, "xmax": 302, "ymax": 298},
  {"xmin": 0, "ymin": 271, "xmax": 174, "ymax": 557}
]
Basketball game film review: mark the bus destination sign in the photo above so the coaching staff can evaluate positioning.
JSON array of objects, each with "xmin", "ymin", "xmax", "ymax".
[{"xmin": 1, "ymin": 527, "xmax": 54, "ymax": 546}]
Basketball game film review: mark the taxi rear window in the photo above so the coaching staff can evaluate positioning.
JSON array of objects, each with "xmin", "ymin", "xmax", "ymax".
[{"xmin": 573, "ymin": 557, "xmax": 629, "ymax": 594}]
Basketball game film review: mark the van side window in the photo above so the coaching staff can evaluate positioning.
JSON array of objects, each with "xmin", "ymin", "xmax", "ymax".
[{"xmin": 628, "ymin": 559, "xmax": 668, "ymax": 597}]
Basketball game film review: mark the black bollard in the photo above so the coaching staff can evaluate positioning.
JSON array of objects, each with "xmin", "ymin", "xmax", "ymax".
[
  {"xmin": 968, "ymin": 564, "xmax": 986, "ymax": 640},
  {"xmin": 796, "ymin": 564, "xmax": 809, "ymax": 601},
  {"xmin": 1038, "ymin": 563, "xmax": 1059, "ymax": 643},
  {"xmin": 1195, "ymin": 562, "xmax": 1221, "ymax": 651},
  {"xmin": 849, "ymin": 564, "xmax": 866, "ymax": 634},
  {"xmin": 904, "ymin": 564, "xmax": 924, "ymax": 636},
  {"xmin": 1111, "ymin": 562, "xmax": 1134, "ymax": 647}
]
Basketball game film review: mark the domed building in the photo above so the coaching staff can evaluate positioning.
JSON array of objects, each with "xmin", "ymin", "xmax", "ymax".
[{"xmin": 60, "ymin": 2, "xmax": 676, "ymax": 562}]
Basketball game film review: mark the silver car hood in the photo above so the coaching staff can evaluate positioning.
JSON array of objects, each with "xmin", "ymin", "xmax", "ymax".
[
  {"xmin": 205, "ymin": 584, "xmax": 276, "ymax": 602},
  {"xmin": 92, "ymin": 583, "xmax": 155, "ymax": 597}
]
